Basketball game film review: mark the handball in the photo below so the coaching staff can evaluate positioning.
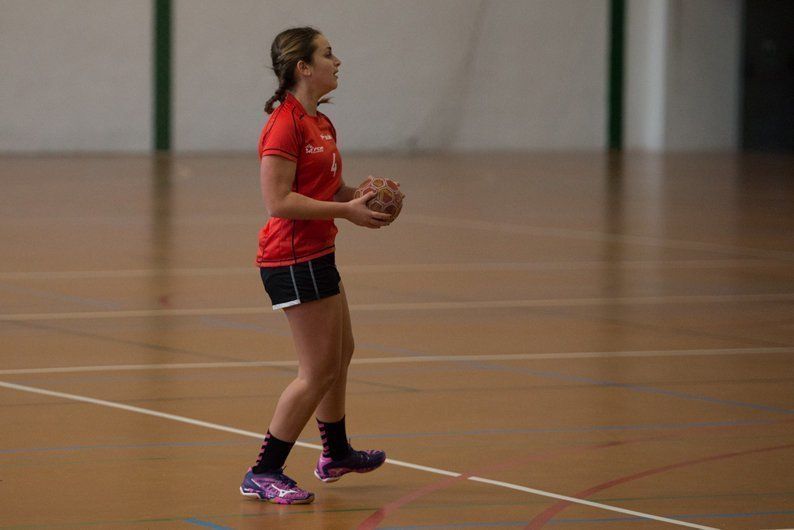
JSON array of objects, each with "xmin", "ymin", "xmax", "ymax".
[{"xmin": 354, "ymin": 176, "xmax": 403, "ymax": 219}]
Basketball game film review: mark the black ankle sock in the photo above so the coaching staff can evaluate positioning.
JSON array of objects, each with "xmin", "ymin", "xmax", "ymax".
[
  {"xmin": 251, "ymin": 431, "xmax": 294, "ymax": 474},
  {"xmin": 317, "ymin": 416, "xmax": 350, "ymax": 460}
]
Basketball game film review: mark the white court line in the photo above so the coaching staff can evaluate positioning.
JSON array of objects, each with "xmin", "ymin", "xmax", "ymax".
[
  {"xmin": 1, "ymin": 347, "xmax": 791, "ymax": 376},
  {"xmin": 467, "ymin": 477, "xmax": 717, "ymax": 530},
  {"xmin": 2, "ymin": 292, "xmax": 793, "ymax": 322},
  {"xmin": 0, "ymin": 259, "xmax": 776, "ymax": 280},
  {"xmin": 0, "ymin": 380, "xmax": 718, "ymax": 530},
  {"xmin": 407, "ymin": 214, "xmax": 794, "ymax": 261}
]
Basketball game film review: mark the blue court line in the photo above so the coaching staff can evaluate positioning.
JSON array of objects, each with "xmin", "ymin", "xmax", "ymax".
[
  {"xmin": 183, "ymin": 519, "xmax": 234, "ymax": 530},
  {"xmin": 198, "ymin": 314, "xmax": 437, "ymax": 358},
  {"xmin": 462, "ymin": 360, "xmax": 794, "ymax": 415},
  {"xmin": 298, "ymin": 418, "xmax": 774, "ymax": 442},
  {"xmin": 0, "ymin": 418, "xmax": 775, "ymax": 457},
  {"xmin": 202, "ymin": 313, "xmax": 794, "ymax": 415},
  {"xmin": 0, "ymin": 282, "xmax": 121, "ymax": 310},
  {"xmin": 378, "ymin": 521, "xmax": 516, "ymax": 530},
  {"xmin": 378, "ymin": 509, "xmax": 794, "ymax": 528},
  {"xmin": 12, "ymin": 282, "xmax": 793, "ymax": 421},
  {"xmin": 198, "ymin": 315, "xmax": 289, "ymax": 335},
  {"xmin": 0, "ymin": 439, "xmax": 249, "ymax": 455},
  {"xmin": 0, "ymin": 507, "xmax": 377, "ymax": 529}
]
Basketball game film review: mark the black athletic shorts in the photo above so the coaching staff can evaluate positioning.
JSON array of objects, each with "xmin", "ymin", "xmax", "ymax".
[{"xmin": 259, "ymin": 252, "xmax": 341, "ymax": 310}]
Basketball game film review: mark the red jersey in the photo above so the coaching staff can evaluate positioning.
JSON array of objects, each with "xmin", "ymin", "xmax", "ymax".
[{"xmin": 256, "ymin": 93, "xmax": 342, "ymax": 267}]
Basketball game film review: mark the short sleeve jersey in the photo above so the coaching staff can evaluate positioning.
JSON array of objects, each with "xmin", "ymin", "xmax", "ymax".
[{"xmin": 256, "ymin": 93, "xmax": 342, "ymax": 267}]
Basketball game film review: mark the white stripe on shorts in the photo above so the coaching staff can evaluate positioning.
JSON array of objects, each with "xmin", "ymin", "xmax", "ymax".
[
  {"xmin": 270, "ymin": 265, "xmax": 302, "ymax": 311},
  {"xmin": 288, "ymin": 265, "xmax": 300, "ymax": 299},
  {"xmin": 307, "ymin": 260, "xmax": 321, "ymax": 299},
  {"xmin": 272, "ymin": 299, "xmax": 300, "ymax": 310}
]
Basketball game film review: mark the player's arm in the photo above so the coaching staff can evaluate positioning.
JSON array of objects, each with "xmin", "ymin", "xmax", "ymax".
[
  {"xmin": 333, "ymin": 178, "xmax": 356, "ymax": 203},
  {"xmin": 260, "ymin": 156, "xmax": 391, "ymax": 228}
]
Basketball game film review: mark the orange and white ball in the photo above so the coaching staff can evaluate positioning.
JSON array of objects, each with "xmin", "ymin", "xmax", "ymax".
[{"xmin": 354, "ymin": 177, "xmax": 404, "ymax": 219}]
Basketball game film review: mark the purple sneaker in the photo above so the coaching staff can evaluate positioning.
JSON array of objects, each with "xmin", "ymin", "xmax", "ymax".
[
  {"xmin": 240, "ymin": 468, "xmax": 314, "ymax": 504},
  {"xmin": 314, "ymin": 447, "xmax": 386, "ymax": 483}
]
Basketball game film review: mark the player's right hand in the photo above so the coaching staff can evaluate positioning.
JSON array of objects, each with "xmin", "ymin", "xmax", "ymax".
[{"xmin": 346, "ymin": 192, "xmax": 393, "ymax": 229}]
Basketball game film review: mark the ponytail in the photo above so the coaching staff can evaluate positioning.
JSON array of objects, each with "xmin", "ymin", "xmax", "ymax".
[{"xmin": 264, "ymin": 80, "xmax": 289, "ymax": 114}]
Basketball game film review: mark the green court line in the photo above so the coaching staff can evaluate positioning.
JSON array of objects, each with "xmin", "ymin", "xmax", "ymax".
[
  {"xmin": 153, "ymin": 0, "xmax": 171, "ymax": 151},
  {"xmin": 608, "ymin": 0, "xmax": 625, "ymax": 150}
]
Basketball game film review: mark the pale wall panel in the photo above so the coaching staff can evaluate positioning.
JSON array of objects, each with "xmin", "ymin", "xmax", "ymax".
[
  {"xmin": 456, "ymin": 0, "xmax": 608, "ymax": 150},
  {"xmin": 173, "ymin": 0, "xmax": 609, "ymax": 152},
  {"xmin": 0, "ymin": 0, "xmax": 152, "ymax": 152}
]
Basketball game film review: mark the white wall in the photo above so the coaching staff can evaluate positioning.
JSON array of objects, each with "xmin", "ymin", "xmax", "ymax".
[
  {"xmin": 0, "ymin": 0, "xmax": 742, "ymax": 153},
  {"xmin": 455, "ymin": 1, "xmax": 607, "ymax": 150},
  {"xmin": 0, "ymin": 0, "xmax": 152, "ymax": 152},
  {"xmin": 625, "ymin": 0, "xmax": 741, "ymax": 151},
  {"xmin": 173, "ymin": 0, "xmax": 609, "ymax": 152}
]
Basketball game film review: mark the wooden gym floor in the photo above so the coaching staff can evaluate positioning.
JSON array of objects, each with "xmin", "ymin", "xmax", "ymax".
[{"xmin": 1, "ymin": 152, "xmax": 793, "ymax": 530}]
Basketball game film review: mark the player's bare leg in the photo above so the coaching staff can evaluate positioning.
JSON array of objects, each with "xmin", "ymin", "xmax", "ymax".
[
  {"xmin": 271, "ymin": 294, "xmax": 345, "ymax": 440},
  {"xmin": 313, "ymin": 283, "xmax": 386, "ymax": 482},
  {"xmin": 315, "ymin": 283, "xmax": 354, "ymax": 422}
]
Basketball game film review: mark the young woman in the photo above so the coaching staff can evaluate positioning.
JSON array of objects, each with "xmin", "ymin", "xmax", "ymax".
[{"xmin": 240, "ymin": 27, "xmax": 397, "ymax": 505}]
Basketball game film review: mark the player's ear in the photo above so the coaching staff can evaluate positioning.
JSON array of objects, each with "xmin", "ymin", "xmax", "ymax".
[{"xmin": 296, "ymin": 59, "xmax": 312, "ymax": 77}]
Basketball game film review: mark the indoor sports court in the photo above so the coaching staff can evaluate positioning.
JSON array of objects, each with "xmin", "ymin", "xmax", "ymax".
[{"xmin": 2, "ymin": 2, "xmax": 793, "ymax": 530}]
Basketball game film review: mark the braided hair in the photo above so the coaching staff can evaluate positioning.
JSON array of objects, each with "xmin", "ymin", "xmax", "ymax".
[{"xmin": 265, "ymin": 27, "xmax": 329, "ymax": 114}]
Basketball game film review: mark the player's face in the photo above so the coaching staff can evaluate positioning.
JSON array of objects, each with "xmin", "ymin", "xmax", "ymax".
[{"xmin": 309, "ymin": 34, "xmax": 341, "ymax": 95}]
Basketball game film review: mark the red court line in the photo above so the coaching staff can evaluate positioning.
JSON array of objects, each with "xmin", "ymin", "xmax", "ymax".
[
  {"xmin": 524, "ymin": 442, "xmax": 794, "ymax": 529},
  {"xmin": 355, "ymin": 418, "xmax": 794, "ymax": 529},
  {"xmin": 358, "ymin": 473, "xmax": 472, "ymax": 529},
  {"xmin": 356, "ymin": 440, "xmax": 628, "ymax": 529}
]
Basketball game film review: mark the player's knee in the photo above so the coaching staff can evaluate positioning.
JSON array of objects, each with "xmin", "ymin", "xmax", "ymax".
[{"xmin": 310, "ymin": 364, "xmax": 341, "ymax": 392}]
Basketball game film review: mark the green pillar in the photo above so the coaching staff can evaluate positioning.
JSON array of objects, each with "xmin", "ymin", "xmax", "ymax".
[
  {"xmin": 608, "ymin": 0, "xmax": 625, "ymax": 151},
  {"xmin": 154, "ymin": 0, "xmax": 171, "ymax": 151}
]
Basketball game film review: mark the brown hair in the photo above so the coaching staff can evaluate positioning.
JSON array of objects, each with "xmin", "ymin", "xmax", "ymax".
[{"xmin": 264, "ymin": 26, "xmax": 331, "ymax": 114}]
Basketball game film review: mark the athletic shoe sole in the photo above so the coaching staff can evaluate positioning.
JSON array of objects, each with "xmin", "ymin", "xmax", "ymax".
[
  {"xmin": 314, "ymin": 463, "xmax": 383, "ymax": 483},
  {"xmin": 240, "ymin": 486, "xmax": 315, "ymax": 504}
]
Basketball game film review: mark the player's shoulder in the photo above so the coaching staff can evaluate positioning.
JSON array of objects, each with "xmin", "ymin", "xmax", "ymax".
[
  {"xmin": 259, "ymin": 99, "xmax": 307, "ymax": 159},
  {"xmin": 268, "ymin": 99, "xmax": 304, "ymax": 128},
  {"xmin": 261, "ymin": 100, "xmax": 306, "ymax": 146}
]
